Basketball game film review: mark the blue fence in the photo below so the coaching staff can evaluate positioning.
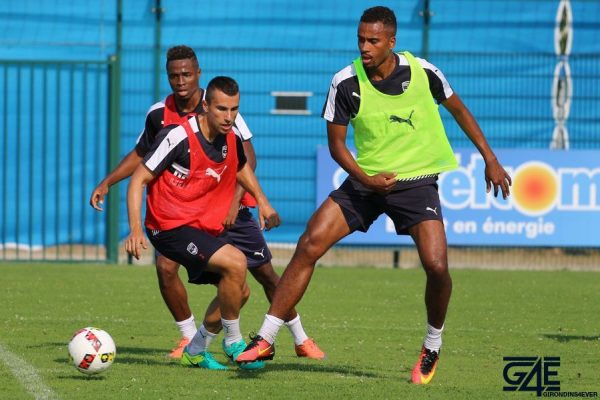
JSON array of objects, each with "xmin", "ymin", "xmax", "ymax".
[{"xmin": 1, "ymin": 0, "xmax": 599, "ymax": 258}]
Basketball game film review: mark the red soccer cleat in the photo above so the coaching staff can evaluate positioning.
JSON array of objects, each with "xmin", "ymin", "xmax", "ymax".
[
  {"xmin": 235, "ymin": 335, "xmax": 275, "ymax": 363},
  {"xmin": 295, "ymin": 338, "xmax": 326, "ymax": 360},
  {"xmin": 411, "ymin": 346, "xmax": 440, "ymax": 385}
]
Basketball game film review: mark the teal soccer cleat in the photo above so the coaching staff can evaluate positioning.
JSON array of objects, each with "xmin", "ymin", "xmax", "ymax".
[
  {"xmin": 223, "ymin": 339, "xmax": 265, "ymax": 370},
  {"xmin": 180, "ymin": 347, "xmax": 228, "ymax": 370}
]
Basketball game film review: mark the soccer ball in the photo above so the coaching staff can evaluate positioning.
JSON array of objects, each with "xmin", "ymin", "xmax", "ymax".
[{"xmin": 68, "ymin": 327, "xmax": 116, "ymax": 375}]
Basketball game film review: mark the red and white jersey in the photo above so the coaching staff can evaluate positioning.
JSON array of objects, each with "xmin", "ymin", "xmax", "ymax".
[
  {"xmin": 137, "ymin": 93, "xmax": 256, "ymax": 208},
  {"xmin": 145, "ymin": 117, "xmax": 240, "ymax": 236}
]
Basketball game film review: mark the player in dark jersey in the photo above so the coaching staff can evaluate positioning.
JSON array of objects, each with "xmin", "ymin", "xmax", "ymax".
[
  {"xmin": 126, "ymin": 76, "xmax": 279, "ymax": 370},
  {"xmin": 89, "ymin": 46, "xmax": 324, "ymax": 360},
  {"xmin": 237, "ymin": 6, "xmax": 511, "ymax": 384}
]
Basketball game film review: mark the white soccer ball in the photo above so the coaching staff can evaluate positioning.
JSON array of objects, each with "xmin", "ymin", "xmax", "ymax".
[{"xmin": 68, "ymin": 327, "xmax": 116, "ymax": 375}]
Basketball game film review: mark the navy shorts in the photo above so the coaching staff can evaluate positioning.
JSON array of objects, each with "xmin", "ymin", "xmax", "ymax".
[
  {"xmin": 220, "ymin": 207, "xmax": 272, "ymax": 268},
  {"xmin": 329, "ymin": 175, "xmax": 443, "ymax": 235},
  {"xmin": 147, "ymin": 226, "xmax": 226, "ymax": 285}
]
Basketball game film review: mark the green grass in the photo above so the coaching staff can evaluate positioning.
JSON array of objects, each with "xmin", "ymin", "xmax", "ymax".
[{"xmin": 0, "ymin": 263, "xmax": 598, "ymax": 399}]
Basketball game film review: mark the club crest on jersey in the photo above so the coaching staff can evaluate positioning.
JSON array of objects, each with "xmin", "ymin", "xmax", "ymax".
[
  {"xmin": 221, "ymin": 144, "xmax": 228, "ymax": 160},
  {"xmin": 187, "ymin": 242, "xmax": 198, "ymax": 255}
]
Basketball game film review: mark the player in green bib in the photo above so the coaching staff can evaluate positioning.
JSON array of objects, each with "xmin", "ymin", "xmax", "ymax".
[{"xmin": 237, "ymin": 6, "xmax": 511, "ymax": 384}]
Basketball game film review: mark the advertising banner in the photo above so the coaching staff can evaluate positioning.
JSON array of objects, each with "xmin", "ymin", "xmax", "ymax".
[{"xmin": 316, "ymin": 148, "xmax": 600, "ymax": 247}]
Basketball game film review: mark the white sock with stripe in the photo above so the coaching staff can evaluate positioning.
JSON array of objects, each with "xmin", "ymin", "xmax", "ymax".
[
  {"xmin": 222, "ymin": 318, "xmax": 243, "ymax": 347},
  {"xmin": 423, "ymin": 323, "xmax": 444, "ymax": 352},
  {"xmin": 187, "ymin": 324, "xmax": 216, "ymax": 355}
]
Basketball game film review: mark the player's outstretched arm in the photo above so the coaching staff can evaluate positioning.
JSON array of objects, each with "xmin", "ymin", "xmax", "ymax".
[
  {"xmin": 124, "ymin": 164, "xmax": 153, "ymax": 260},
  {"xmin": 89, "ymin": 149, "xmax": 144, "ymax": 211},
  {"xmin": 236, "ymin": 163, "xmax": 280, "ymax": 231},
  {"xmin": 442, "ymin": 93, "xmax": 512, "ymax": 199}
]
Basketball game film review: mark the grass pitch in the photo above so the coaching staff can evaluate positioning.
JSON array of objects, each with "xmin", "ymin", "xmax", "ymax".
[{"xmin": 0, "ymin": 263, "xmax": 598, "ymax": 399}]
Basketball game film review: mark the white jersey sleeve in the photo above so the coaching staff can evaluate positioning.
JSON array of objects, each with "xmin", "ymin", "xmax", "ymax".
[
  {"xmin": 233, "ymin": 112, "xmax": 253, "ymax": 141},
  {"xmin": 415, "ymin": 57, "xmax": 454, "ymax": 100},
  {"xmin": 136, "ymin": 100, "xmax": 165, "ymax": 144}
]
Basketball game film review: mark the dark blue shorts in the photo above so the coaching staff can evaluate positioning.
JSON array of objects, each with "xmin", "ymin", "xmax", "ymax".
[
  {"xmin": 329, "ymin": 176, "xmax": 443, "ymax": 235},
  {"xmin": 220, "ymin": 207, "xmax": 272, "ymax": 268},
  {"xmin": 147, "ymin": 226, "xmax": 225, "ymax": 285}
]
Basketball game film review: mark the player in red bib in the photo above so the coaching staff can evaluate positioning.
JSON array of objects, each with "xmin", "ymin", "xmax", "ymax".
[
  {"xmin": 126, "ymin": 77, "xmax": 279, "ymax": 370},
  {"xmin": 90, "ymin": 46, "xmax": 325, "ymax": 361}
]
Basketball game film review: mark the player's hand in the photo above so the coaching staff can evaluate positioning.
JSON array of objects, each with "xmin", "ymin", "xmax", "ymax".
[
  {"xmin": 364, "ymin": 172, "xmax": 397, "ymax": 194},
  {"xmin": 485, "ymin": 158, "xmax": 512, "ymax": 199},
  {"xmin": 89, "ymin": 183, "xmax": 109, "ymax": 211},
  {"xmin": 124, "ymin": 228, "xmax": 148, "ymax": 260},
  {"xmin": 258, "ymin": 204, "xmax": 281, "ymax": 231},
  {"xmin": 222, "ymin": 200, "xmax": 241, "ymax": 230}
]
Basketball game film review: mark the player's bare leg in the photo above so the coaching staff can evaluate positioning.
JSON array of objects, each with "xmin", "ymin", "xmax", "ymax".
[
  {"xmin": 202, "ymin": 245, "xmax": 265, "ymax": 370},
  {"xmin": 250, "ymin": 263, "xmax": 297, "ymax": 320},
  {"xmin": 201, "ymin": 283, "xmax": 251, "ymax": 334},
  {"xmin": 250, "ymin": 262, "xmax": 325, "ymax": 359},
  {"xmin": 409, "ymin": 219, "xmax": 451, "ymax": 384},
  {"xmin": 237, "ymin": 198, "xmax": 350, "ymax": 363},
  {"xmin": 205, "ymin": 245, "xmax": 246, "ymax": 320},
  {"xmin": 155, "ymin": 254, "xmax": 196, "ymax": 358},
  {"xmin": 269, "ymin": 199, "xmax": 350, "ymax": 319}
]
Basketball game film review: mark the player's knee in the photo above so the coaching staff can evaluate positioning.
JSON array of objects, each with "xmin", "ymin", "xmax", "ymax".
[
  {"xmin": 296, "ymin": 231, "xmax": 326, "ymax": 261},
  {"xmin": 222, "ymin": 250, "xmax": 247, "ymax": 282},
  {"xmin": 423, "ymin": 258, "xmax": 449, "ymax": 278},
  {"xmin": 155, "ymin": 256, "xmax": 179, "ymax": 282},
  {"xmin": 242, "ymin": 282, "xmax": 251, "ymax": 303}
]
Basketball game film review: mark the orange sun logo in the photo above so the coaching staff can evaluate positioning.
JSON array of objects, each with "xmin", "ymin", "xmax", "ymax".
[{"xmin": 512, "ymin": 162, "xmax": 558, "ymax": 215}]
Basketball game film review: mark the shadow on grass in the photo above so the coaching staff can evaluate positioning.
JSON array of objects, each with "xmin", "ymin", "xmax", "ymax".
[
  {"xmin": 56, "ymin": 373, "xmax": 108, "ymax": 381},
  {"xmin": 542, "ymin": 334, "xmax": 600, "ymax": 343},
  {"xmin": 229, "ymin": 361, "xmax": 383, "ymax": 379},
  {"xmin": 38, "ymin": 342, "xmax": 169, "ymax": 354},
  {"xmin": 55, "ymin": 355, "xmax": 176, "ymax": 368},
  {"xmin": 51, "ymin": 343, "xmax": 180, "ymax": 368},
  {"xmin": 49, "ymin": 341, "xmax": 387, "ymax": 379}
]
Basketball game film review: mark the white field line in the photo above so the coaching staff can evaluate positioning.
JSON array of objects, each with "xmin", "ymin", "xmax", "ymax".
[{"xmin": 0, "ymin": 341, "xmax": 59, "ymax": 400}]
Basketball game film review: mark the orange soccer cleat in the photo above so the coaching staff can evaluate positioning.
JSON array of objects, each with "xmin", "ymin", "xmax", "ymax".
[
  {"xmin": 411, "ymin": 346, "xmax": 440, "ymax": 385},
  {"xmin": 295, "ymin": 338, "xmax": 326, "ymax": 360},
  {"xmin": 168, "ymin": 337, "xmax": 191, "ymax": 359},
  {"xmin": 235, "ymin": 335, "xmax": 275, "ymax": 363}
]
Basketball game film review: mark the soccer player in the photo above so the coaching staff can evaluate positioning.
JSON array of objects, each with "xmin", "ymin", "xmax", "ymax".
[
  {"xmin": 126, "ymin": 76, "xmax": 279, "ymax": 370},
  {"xmin": 89, "ymin": 45, "xmax": 324, "ymax": 361},
  {"xmin": 237, "ymin": 6, "xmax": 511, "ymax": 384}
]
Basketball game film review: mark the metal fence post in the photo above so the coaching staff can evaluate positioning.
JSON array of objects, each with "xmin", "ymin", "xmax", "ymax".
[
  {"xmin": 152, "ymin": 0, "xmax": 164, "ymax": 102},
  {"xmin": 106, "ymin": 0, "xmax": 123, "ymax": 264},
  {"xmin": 106, "ymin": 56, "xmax": 121, "ymax": 264},
  {"xmin": 421, "ymin": 0, "xmax": 432, "ymax": 59}
]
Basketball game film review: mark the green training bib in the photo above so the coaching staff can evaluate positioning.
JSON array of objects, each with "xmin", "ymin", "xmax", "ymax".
[{"xmin": 351, "ymin": 51, "xmax": 458, "ymax": 178}]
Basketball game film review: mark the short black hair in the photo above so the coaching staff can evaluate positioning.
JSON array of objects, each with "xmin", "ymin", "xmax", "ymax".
[
  {"xmin": 360, "ymin": 6, "xmax": 397, "ymax": 36},
  {"xmin": 205, "ymin": 76, "xmax": 239, "ymax": 103},
  {"xmin": 165, "ymin": 45, "xmax": 199, "ymax": 69}
]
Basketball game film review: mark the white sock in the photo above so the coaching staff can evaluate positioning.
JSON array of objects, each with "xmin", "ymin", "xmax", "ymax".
[
  {"xmin": 222, "ymin": 318, "xmax": 243, "ymax": 347},
  {"xmin": 175, "ymin": 314, "xmax": 197, "ymax": 340},
  {"xmin": 187, "ymin": 325, "xmax": 217, "ymax": 354},
  {"xmin": 423, "ymin": 323, "xmax": 444, "ymax": 352},
  {"xmin": 258, "ymin": 314, "xmax": 284, "ymax": 344},
  {"xmin": 284, "ymin": 314, "xmax": 309, "ymax": 346}
]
